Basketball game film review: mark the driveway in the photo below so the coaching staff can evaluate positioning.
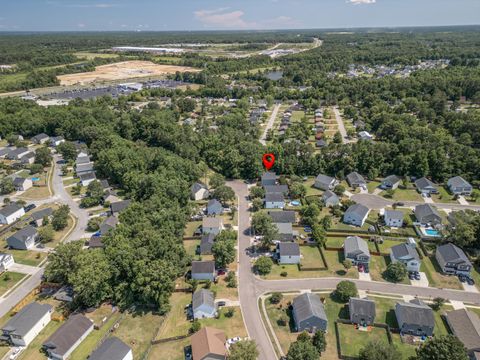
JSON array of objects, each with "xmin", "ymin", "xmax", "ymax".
[
  {"xmin": 260, "ymin": 104, "xmax": 280, "ymax": 146},
  {"xmin": 9, "ymin": 263, "xmax": 39, "ymax": 275}
]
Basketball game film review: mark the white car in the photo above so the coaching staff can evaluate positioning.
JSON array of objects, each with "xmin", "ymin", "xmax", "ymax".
[{"xmin": 9, "ymin": 347, "xmax": 21, "ymax": 360}]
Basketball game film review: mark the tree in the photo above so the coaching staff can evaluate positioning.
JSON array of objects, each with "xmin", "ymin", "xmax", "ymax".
[
  {"xmin": 320, "ymin": 216, "xmax": 332, "ymax": 230},
  {"xmin": 229, "ymin": 340, "xmax": 259, "ymax": 360},
  {"xmin": 57, "ymin": 141, "xmax": 77, "ymax": 162},
  {"xmin": 414, "ymin": 335, "xmax": 468, "ymax": 360},
  {"xmin": 177, "ymin": 98, "xmax": 196, "ymax": 113},
  {"xmin": 287, "ymin": 339, "xmax": 319, "ymax": 360},
  {"xmin": 190, "ymin": 320, "xmax": 201, "ymax": 333},
  {"xmin": 335, "ymin": 280, "xmax": 358, "ymax": 302},
  {"xmin": 290, "ymin": 182, "xmax": 307, "ymax": 199},
  {"xmin": 87, "ymin": 217, "xmax": 102, "ymax": 232},
  {"xmin": 359, "ymin": 339, "xmax": 402, "ymax": 360},
  {"xmin": 431, "ymin": 297, "xmax": 446, "ymax": 311},
  {"xmin": 252, "ymin": 198, "xmax": 264, "ymax": 212},
  {"xmin": 255, "ymin": 256, "xmax": 273, "ymax": 275},
  {"xmin": 312, "ymin": 330, "xmax": 326, "ymax": 354},
  {"xmin": 252, "ymin": 212, "xmax": 278, "ymax": 247},
  {"xmin": 0, "ymin": 178, "xmax": 14, "ymax": 195},
  {"xmin": 333, "ymin": 131, "xmax": 343, "ymax": 144},
  {"xmin": 225, "ymin": 308, "xmax": 235, "ymax": 317},
  {"xmin": 52, "ymin": 205, "xmax": 70, "ymax": 231},
  {"xmin": 334, "ymin": 184, "xmax": 346, "ymax": 196},
  {"xmin": 44, "ymin": 241, "xmax": 83, "ymax": 283},
  {"xmin": 212, "ymin": 185, "xmax": 235, "ymax": 204},
  {"xmin": 34, "ymin": 146, "xmax": 52, "ymax": 167},
  {"xmin": 38, "ymin": 224, "xmax": 55, "ymax": 244},
  {"xmin": 311, "ymin": 224, "xmax": 326, "ymax": 245},
  {"xmin": 212, "ymin": 231, "xmax": 236, "ymax": 269},
  {"xmin": 384, "ymin": 189, "xmax": 396, "ymax": 198},
  {"xmin": 209, "ymin": 173, "xmax": 225, "ymax": 189},
  {"xmin": 343, "ymin": 259, "xmax": 352, "ymax": 269},
  {"xmin": 385, "ymin": 262, "xmax": 407, "ymax": 282},
  {"xmin": 29, "ymin": 163, "xmax": 43, "ymax": 175},
  {"xmin": 80, "ymin": 180, "xmax": 104, "ymax": 208},
  {"xmin": 249, "ymin": 186, "xmax": 265, "ymax": 199},
  {"xmin": 269, "ymin": 292, "xmax": 283, "ymax": 304},
  {"xmin": 300, "ymin": 203, "xmax": 320, "ymax": 227}
]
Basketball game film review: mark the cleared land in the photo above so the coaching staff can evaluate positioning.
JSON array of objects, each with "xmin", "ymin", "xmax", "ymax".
[{"xmin": 58, "ymin": 61, "xmax": 200, "ymax": 86}]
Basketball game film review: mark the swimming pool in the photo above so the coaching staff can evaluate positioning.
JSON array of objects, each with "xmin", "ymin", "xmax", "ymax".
[
  {"xmin": 290, "ymin": 200, "xmax": 301, "ymax": 206},
  {"xmin": 424, "ymin": 228, "xmax": 440, "ymax": 237},
  {"xmin": 31, "ymin": 177, "xmax": 40, "ymax": 181}
]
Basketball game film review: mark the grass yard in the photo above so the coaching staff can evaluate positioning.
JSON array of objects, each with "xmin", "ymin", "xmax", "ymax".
[
  {"xmin": 18, "ymin": 320, "xmax": 63, "ymax": 360},
  {"xmin": 299, "ymin": 245, "xmax": 323, "ymax": 269},
  {"xmin": 337, "ymin": 323, "xmax": 389, "ymax": 358},
  {"xmin": 0, "ymin": 346, "xmax": 9, "ymax": 359},
  {"xmin": 430, "ymin": 186, "xmax": 458, "ymax": 203},
  {"xmin": 184, "ymin": 221, "xmax": 201, "ymax": 237},
  {"xmin": 0, "ymin": 271, "xmax": 26, "ymax": 296},
  {"xmin": 382, "ymin": 187, "xmax": 423, "ymax": 202},
  {"xmin": 199, "ymin": 307, "xmax": 247, "ymax": 338},
  {"xmin": 183, "ymin": 239, "xmax": 200, "ymax": 258},
  {"xmin": 44, "ymin": 215, "xmax": 75, "ymax": 248},
  {"xmin": 367, "ymin": 181, "xmax": 381, "ymax": 193},
  {"xmin": 6, "ymin": 249, "xmax": 46, "ymax": 266},
  {"xmin": 148, "ymin": 337, "xmax": 189, "ymax": 360},
  {"xmin": 156, "ymin": 292, "xmax": 191, "ymax": 340},
  {"xmin": 303, "ymin": 177, "xmax": 324, "ymax": 197},
  {"xmin": 421, "ymin": 256, "xmax": 462, "ymax": 290}
]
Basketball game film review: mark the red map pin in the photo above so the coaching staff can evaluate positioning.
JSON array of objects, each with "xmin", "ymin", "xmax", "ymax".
[{"xmin": 262, "ymin": 153, "xmax": 275, "ymax": 170}]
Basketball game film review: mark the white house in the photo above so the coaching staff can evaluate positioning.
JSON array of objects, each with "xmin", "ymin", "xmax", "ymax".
[
  {"xmin": 1, "ymin": 302, "xmax": 52, "ymax": 346},
  {"xmin": 390, "ymin": 243, "xmax": 421, "ymax": 272},
  {"xmin": 191, "ymin": 261, "xmax": 216, "ymax": 281},
  {"xmin": 358, "ymin": 131, "xmax": 373, "ymax": 141},
  {"xmin": 88, "ymin": 337, "xmax": 133, "ymax": 360},
  {"xmin": 13, "ymin": 177, "xmax": 32, "ymax": 192},
  {"xmin": 192, "ymin": 289, "xmax": 216, "ymax": 319},
  {"xmin": 276, "ymin": 242, "xmax": 301, "ymax": 264},
  {"xmin": 447, "ymin": 176, "xmax": 473, "ymax": 196},
  {"xmin": 343, "ymin": 204, "xmax": 370, "ymax": 227},
  {"xmin": 50, "ymin": 136, "xmax": 65, "ymax": 147},
  {"xmin": 79, "ymin": 172, "xmax": 96, "ymax": 187},
  {"xmin": 265, "ymin": 193, "xmax": 285, "ymax": 209},
  {"xmin": 0, "ymin": 253, "xmax": 14, "ymax": 273},
  {"xmin": 384, "ymin": 210, "xmax": 404, "ymax": 227},
  {"xmin": 191, "ymin": 183, "xmax": 210, "ymax": 201},
  {"xmin": 0, "ymin": 203, "xmax": 25, "ymax": 225},
  {"xmin": 202, "ymin": 217, "xmax": 223, "ymax": 236}
]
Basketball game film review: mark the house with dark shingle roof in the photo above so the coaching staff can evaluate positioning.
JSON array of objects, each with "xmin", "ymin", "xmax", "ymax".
[
  {"xmin": 435, "ymin": 243, "xmax": 472, "ymax": 275},
  {"xmin": 264, "ymin": 184, "xmax": 289, "ymax": 195},
  {"xmin": 415, "ymin": 177, "xmax": 438, "ymax": 195},
  {"xmin": 88, "ymin": 337, "xmax": 132, "ymax": 360},
  {"xmin": 1, "ymin": 302, "xmax": 52, "ymax": 346},
  {"xmin": 314, "ymin": 174, "xmax": 337, "ymax": 191},
  {"xmin": 447, "ymin": 176, "xmax": 473, "ymax": 196},
  {"xmin": 292, "ymin": 293, "xmax": 328, "ymax": 332},
  {"xmin": 31, "ymin": 133, "xmax": 50, "ymax": 145},
  {"xmin": 380, "ymin": 175, "xmax": 401, "ymax": 190},
  {"xmin": 264, "ymin": 192, "xmax": 285, "ymax": 209},
  {"xmin": 99, "ymin": 216, "xmax": 118, "ymax": 235},
  {"xmin": 346, "ymin": 172, "xmax": 366, "ymax": 189},
  {"xmin": 322, "ymin": 190, "xmax": 339, "ymax": 207},
  {"xmin": 30, "ymin": 207, "xmax": 53, "ymax": 227},
  {"xmin": 390, "ymin": 243, "xmax": 421, "ymax": 272},
  {"xmin": 42, "ymin": 314, "xmax": 94, "ymax": 360},
  {"xmin": 199, "ymin": 233, "xmax": 215, "ymax": 255},
  {"xmin": 191, "ymin": 182, "xmax": 210, "ymax": 201},
  {"xmin": 349, "ymin": 297, "xmax": 376, "ymax": 326},
  {"xmin": 202, "ymin": 217, "xmax": 223, "ymax": 235},
  {"xmin": 191, "ymin": 261, "xmax": 216, "ymax": 281},
  {"xmin": 414, "ymin": 204, "xmax": 441, "ymax": 225},
  {"xmin": 344, "ymin": 236, "xmax": 370, "ymax": 265},
  {"xmin": 273, "ymin": 222, "xmax": 295, "ymax": 242},
  {"xmin": 79, "ymin": 171, "xmax": 96, "ymax": 187},
  {"xmin": 110, "ymin": 200, "xmax": 131, "ymax": 216},
  {"xmin": 395, "ymin": 299, "xmax": 435, "ymax": 336},
  {"xmin": 206, "ymin": 199, "xmax": 223, "ymax": 216},
  {"xmin": 192, "ymin": 289, "xmax": 216, "ymax": 319},
  {"xmin": 13, "ymin": 177, "xmax": 32, "ymax": 191},
  {"xmin": 7, "ymin": 225, "xmax": 38, "ymax": 250},
  {"xmin": 0, "ymin": 203, "xmax": 25, "ymax": 225},
  {"xmin": 75, "ymin": 155, "xmax": 91, "ymax": 165},
  {"xmin": 268, "ymin": 211, "xmax": 296, "ymax": 224},
  {"xmin": 191, "ymin": 327, "xmax": 226, "ymax": 360},
  {"xmin": 261, "ymin": 172, "xmax": 277, "ymax": 187},
  {"xmin": 75, "ymin": 162, "xmax": 94, "ymax": 175},
  {"xmin": 384, "ymin": 210, "xmax": 404, "ymax": 227},
  {"xmin": 445, "ymin": 309, "xmax": 480, "ymax": 358},
  {"xmin": 343, "ymin": 204, "xmax": 370, "ymax": 227},
  {"xmin": 276, "ymin": 242, "xmax": 300, "ymax": 264}
]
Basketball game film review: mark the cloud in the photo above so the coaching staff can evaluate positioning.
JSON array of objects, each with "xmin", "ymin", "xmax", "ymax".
[
  {"xmin": 194, "ymin": 8, "xmax": 253, "ymax": 28},
  {"xmin": 46, "ymin": 1, "xmax": 118, "ymax": 8},
  {"xmin": 77, "ymin": 23, "xmax": 86, "ymax": 28},
  {"xmin": 347, "ymin": 0, "xmax": 376, "ymax": 4}
]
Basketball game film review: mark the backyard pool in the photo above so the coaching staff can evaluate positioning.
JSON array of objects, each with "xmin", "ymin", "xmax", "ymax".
[
  {"xmin": 31, "ymin": 177, "xmax": 40, "ymax": 181},
  {"xmin": 290, "ymin": 200, "xmax": 301, "ymax": 206},
  {"xmin": 423, "ymin": 228, "xmax": 441, "ymax": 237}
]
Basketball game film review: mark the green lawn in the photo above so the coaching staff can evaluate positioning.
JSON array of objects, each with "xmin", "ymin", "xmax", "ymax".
[
  {"xmin": 184, "ymin": 221, "xmax": 201, "ymax": 237},
  {"xmin": 420, "ymin": 256, "xmax": 462, "ymax": 290},
  {"xmin": 382, "ymin": 188, "xmax": 423, "ymax": 202},
  {"xmin": 431, "ymin": 186, "xmax": 458, "ymax": 204},
  {"xmin": 7, "ymin": 249, "xmax": 46, "ymax": 266},
  {"xmin": 367, "ymin": 181, "xmax": 381, "ymax": 193},
  {"xmin": 0, "ymin": 271, "xmax": 26, "ymax": 296},
  {"xmin": 18, "ymin": 320, "xmax": 63, "ymax": 360},
  {"xmin": 183, "ymin": 239, "xmax": 200, "ymax": 258},
  {"xmin": 338, "ymin": 323, "xmax": 389, "ymax": 358},
  {"xmin": 303, "ymin": 177, "xmax": 324, "ymax": 197},
  {"xmin": 299, "ymin": 245, "xmax": 323, "ymax": 269},
  {"xmin": 199, "ymin": 307, "xmax": 247, "ymax": 338}
]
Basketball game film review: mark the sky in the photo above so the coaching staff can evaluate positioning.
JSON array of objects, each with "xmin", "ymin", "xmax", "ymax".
[{"xmin": 0, "ymin": 0, "xmax": 479, "ymax": 31}]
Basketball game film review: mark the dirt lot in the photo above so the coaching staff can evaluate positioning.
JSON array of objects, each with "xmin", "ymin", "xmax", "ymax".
[{"xmin": 58, "ymin": 60, "xmax": 200, "ymax": 86}]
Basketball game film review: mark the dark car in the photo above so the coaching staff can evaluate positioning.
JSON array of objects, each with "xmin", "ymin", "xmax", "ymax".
[
  {"xmin": 395, "ymin": 202, "xmax": 405, "ymax": 207},
  {"xmin": 24, "ymin": 204, "xmax": 36, "ymax": 212},
  {"xmin": 408, "ymin": 273, "xmax": 415, "ymax": 280},
  {"xmin": 459, "ymin": 275, "xmax": 467, "ymax": 283},
  {"xmin": 217, "ymin": 301, "xmax": 226, "ymax": 307},
  {"xmin": 414, "ymin": 273, "xmax": 421, "ymax": 280},
  {"xmin": 466, "ymin": 277, "xmax": 475, "ymax": 286}
]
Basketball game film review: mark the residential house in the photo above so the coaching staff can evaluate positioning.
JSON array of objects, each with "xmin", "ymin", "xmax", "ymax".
[
  {"xmin": 322, "ymin": 190, "xmax": 340, "ymax": 207},
  {"xmin": 395, "ymin": 299, "xmax": 435, "ymax": 336},
  {"xmin": 264, "ymin": 185, "xmax": 289, "ymax": 195},
  {"xmin": 110, "ymin": 200, "xmax": 131, "ymax": 216},
  {"xmin": 344, "ymin": 236, "xmax": 370, "ymax": 265},
  {"xmin": 314, "ymin": 174, "xmax": 337, "ymax": 191},
  {"xmin": 191, "ymin": 327, "xmax": 226, "ymax": 360},
  {"xmin": 447, "ymin": 176, "xmax": 473, "ymax": 196},
  {"xmin": 268, "ymin": 211, "xmax": 296, "ymax": 224},
  {"xmin": 75, "ymin": 162, "xmax": 94, "ymax": 175},
  {"xmin": 20, "ymin": 152, "xmax": 35, "ymax": 165},
  {"xmin": 384, "ymin": 210, "xmax": 404, "ymax": 227},
  {"xmin": 102, "ymin": 189, "xmax": 120, "ymax": 204},
  {"xmin": 191, "ymin": 183, "xmax": 210, "ymax": 201},
  {"xmin": 349, "ymin": 297, "xmax": 376, "ymax": 326},
  {"xmin": 199, "ymin": 233, "xmax": 215, "ymax": 255},
  {"xmin": 343, "ymin": 204, "xmax": 370, "ymax": 227},
  {"xmin": 445, "ymin": 309, "xmax": 480, "ymax": 358},
  {"xmin": 75, "ymin": 156, "xmax": 91, "ymax": 165},
  {"xmin": 358, "ymin": 131, "xmax": 373, "ymax": 141},
  {"xmin": 53, "ymin": 286, "xmax": 74, "ymax": 303},
  {"xmin": 276, "ymin": 242, "xmax": 300, "ymax": 264},
  {"xmin": 192, "ymin": 289, "xmax": 216, "ymax": 319},
  {"xmin": 202, "ymin": 217, "xmax": 223, "ymax": 236},
  {"xmin": 99, "ymin": 216, "xmax": 118, "ymax": 235},
  {"xmin": 415, "ymin": 177, "xmax": 438, "ymax": 195},
  {"xmin": 42, "ymin": 314, "xmax": 94, "ymax": 360},
  {"xmin": 50, "ymin": 136, "xmax": 65, "ymax": 147},
  {"xmin": 265, "ymin": 193, "xmax": 285, "ymax": 209},
  {"xmin": 274, "ymin": 222, "xmax": 295, "ymax": 242},
  {"xmin": 30, "ymin": 207, "xmax": 53, "ymax": 227},
  {"xmin": 31, "ymin": 133, "xmax": 50, "ymax": 145},
  {"xmin": 7, "ymin": 225, "xmax": 38, "ymax": 250},
  {"xmin": 79, "ymin": 171, "xmax": 96, "ymax": 187},
  {"xmin": 346, "ymin": 172, "xmax": 367, "ymax": 189},
  {"xmin": 0, "ymin": 147, "xmax": 11, "ymax": 158},
  {"xmin": 292, "ymin": 293, "xmax": 328, "ymax": 332},
  {"xmin": 316, "ymin": 140, "xmax": 327, "ymax": 148},
  {"xmin": 390, "ymin": 243, "xmax": 421, "ymax": 272},
  {"xmin": 12, "ymin": 177, "xmax": 32, "ymax": 191},
  {"xmin": 206, "ymin": 199, "xmax": 223, "ymax": 216},
  {"xmin": 88, "ymin": 337, "xmax": 133, "ymax": 360},
  {"xmin": 414, "ymin": 204, "xmax": 442, "ymax": 225},
  {"xmin": 261, "ymin": 172, "xmax": 277, "ymax": 186},
  {"xmin": 380, "ymin": 175, "xmax": 401, "ymax": 190},
  {"xmin": 191, "ymin": 261, "xmax": 216, "ymax": 281},
  {"xmin": 0, "ymin": 203, "xmax": 25, "ymax": 225},
  {"xmin": 1, "ymin": 302, "xmax": 52, "ymax": 346},
  {"xmin": 0, "ymin": 253, "xmax": 14, "ymax": 273},
  {"xmin": 6, "ymin": 148, "xmax": 30, "ymax": 160},
  {"xmin": 435, "ymin": 243, "xmax": 472, "ymax": 275}
]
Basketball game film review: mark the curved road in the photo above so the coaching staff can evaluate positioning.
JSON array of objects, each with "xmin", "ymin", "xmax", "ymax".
[{"xmin": 228, "ymin": 180, "xmax": 480, "ymax": 360}]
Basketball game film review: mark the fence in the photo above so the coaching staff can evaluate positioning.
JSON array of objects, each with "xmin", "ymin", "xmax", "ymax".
[{"xmin": 151, "ymin": 334, "xmax": 190, "ymax": 345}]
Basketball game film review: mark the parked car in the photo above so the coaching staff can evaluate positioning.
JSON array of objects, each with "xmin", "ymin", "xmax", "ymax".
[
  {"xmin": 358, "ymin": 264, "xmax": 365, "ymax": 273},
  {"xmin": 217, "ymin": 301, "xmax": 226, "ymax": 307},
  {"xmin": 394, "ymin": 202, "xmax": 405, "ymax": 206},
  {"xmin": 459, "ymin": 274, "xmax": 467, "ymax": 283},
  {"xmin": 24, "ymin": 204, "xmax": 36, "ymax": 212},
  {"xmin": 409, "ymin": 273, "xmax": 415, "ymax": 280},
  {"xmin": 217, "ymin": 269, "xmax": 226, "ymax": 276},
  {"xmin": 467, "ymin": 277, "xmax": 475, "ymax": 286}
]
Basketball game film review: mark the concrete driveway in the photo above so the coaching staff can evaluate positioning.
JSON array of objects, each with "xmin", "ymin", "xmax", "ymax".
[{"xmin": 9, "ymin": 263, "xmax": 39, "ymax": 275}]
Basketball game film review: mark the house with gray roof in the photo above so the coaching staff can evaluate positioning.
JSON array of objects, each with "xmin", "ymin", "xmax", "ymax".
[
  {"xmin": 99, "ymin": 216, "xmax": 118, "ymax": 235},
  {"xmin": 445, "ymin": 309, "xmax": 480, "ymax": 358},
  {"xmin": 75, "ymin": 162, "xmax": 94, "ymax": 175},
  {"xmin": 6, "ymin": 147, "xmax": 30, "ymax": 160},
  {"xmin": 390, "ymin": 243, "xmax": 421, "ymax": 272},
  {"xmin": 343, "ymin": 204, "xmax": 370, "ymax": 227},
  {"xmin": 346, "ymin": 172, "xmax": 366, "ymax": 189},
  {"xmin": 414, "ymin": 204, "xmax": 441, "ymax": 225},
  {"xmin": 50, "ymin": 136, "xmax": 65, "ymax": 147},
  {"xmin": 265, "ymin": 192, "xmax": 285, "ymax": 209},
  {"xmin": 380, "ymin": 175, "xmax": 401, "ymax": 190},
  {"xmin": 31, "ymin": 133, "xmax": 50, "ymax": 145},
  {"xmin": 314, "ymin": 174, "xmax": 337, "ymax": 191},
  {"xmin": 75, "ymin": 155, "xmax": 91, "ymax": 165},
  {"xmin": 415, "ymin": 177, "xmax": 438, "ymax": 195},
  {"xmin": 344, "ymin": 236, "xmax": 370, "ymax": 265},
  {"xmin": 292, "ymin": 293, "xmax": 328, "ymax": 332},
  {"xmin": 88, "ymin": 337, "xmax": 132, "ymax": 360},
  {"xmin": 200, "ymin": 233, "xmax": 215, "ymax": 255},
  {"xmin": 79, "ymin": 171, "xmax": 96, "ymax": 187},
  {"xmin": 384, "ymin": 210, "xmax": 404, "ymax": 227},
  {"xmin": 261, "ymin": 172, "xmax": 277, "ymax": 186},
  {"xmin": 0, "ymin": 253, "xmax": 14, "ymax": 273},
  {"xmin": 202, "ymin": 217, "xmax": 223, "ymax": 235},
  {"xmin": 20, "ymin": 152, "xmax": 35, "ymax": 165},
  {"xmin": 276, "ymin": 242, "xmax": 300, "ymax": 264},
  {"xmin": 349, "ymin": 297, "xmax": 376, "ymax": 326},
  {"xmin": 1, "ymin": 302, "xmax": 52, "ymax": 346},
  {"xmin": 435, "ymin": 243, "xmax": 472, "ymax": 275},
  {"xmin": 273, "ymin": 222, "xmax": 295, "ymax": 242},
  {"xmin": 191, "ymin": 261, "xmax": 216, "ymax": 281},
  {"xmin": 30, "ymin": 207, "xmax": 53, "ymax": 227},
  {"xmin": 268, "ymin": 211, "xmax": 296, "ymax": 224},
  {"xmin": 0, "ymin": 203, "xmax": 25, "ymax": 225},
  {"xmin": 191, "ymin": 182, "xmax": 210, "ymax": 201},
  {"xmin": 42, "ymin": 314, "xmax": 94, "ymax": 360},
  {"xmin": 110, "ymin": 200, "xmax": 131, "ymax": 216},
  {"xmin": 322, "ymin": 190, "xmax": 340, "ymax": 207},
  {"xmin": 7, "ymin": 225, "xmax": 38, "ymax": 250},
  {"xmin": 207, "ymin": 199, "xmax": 223, "ymax": 216},
  {"xmin": 192, "ymin": 289, "xmax": 216, "ymax": 319},
  {"xmin": 264, "ymin": 185, "xmax": 289, "ymax": 195},
  {"xmin": 447, "ymin": 176, "xmax": 473, "ymax": 196},
  {"xmin": 13, "ymin": 177, "xmax": 32, "ymax": 191},
  {"xmin": 395, "ymin": 299, "xmax": 435, "ymax": 336}
]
